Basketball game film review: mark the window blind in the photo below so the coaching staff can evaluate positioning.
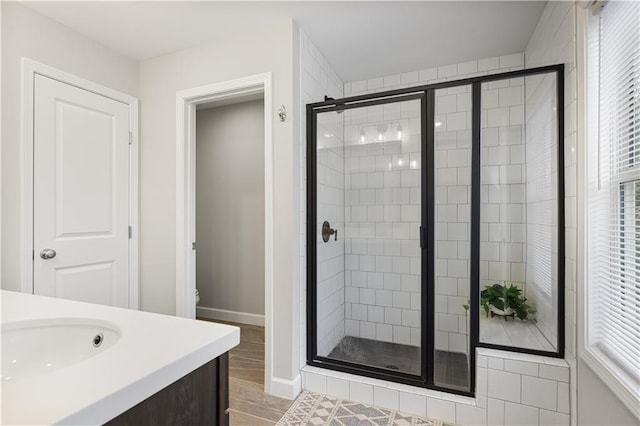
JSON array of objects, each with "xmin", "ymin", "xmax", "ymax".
[{"xmin": 587, "ymin": 0, "xmax": 640, "ymax": 386}]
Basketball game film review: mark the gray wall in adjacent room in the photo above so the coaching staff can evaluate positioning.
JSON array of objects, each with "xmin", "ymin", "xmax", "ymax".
[{"xmin": 196, "ymin": 99, "xmax": 265, "ymax": 315}]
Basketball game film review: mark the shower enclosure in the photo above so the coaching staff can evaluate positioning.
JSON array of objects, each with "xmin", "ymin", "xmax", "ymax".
[{"xmin": 307, "ymin": 65, "xmax": 564, "ymax": 395}]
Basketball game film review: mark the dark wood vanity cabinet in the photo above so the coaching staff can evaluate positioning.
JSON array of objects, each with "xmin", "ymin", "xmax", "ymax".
[{"xmin": 105, "ymin": 352, "xmax": 229, "ymax": 426}]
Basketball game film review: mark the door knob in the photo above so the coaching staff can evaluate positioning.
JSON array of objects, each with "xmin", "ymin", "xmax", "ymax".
[{"xmin": 40, "ymin": 248, "xmax": 57, "ymax": 260}]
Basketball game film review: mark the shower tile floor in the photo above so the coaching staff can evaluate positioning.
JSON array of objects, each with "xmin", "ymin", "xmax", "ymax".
[{"xmin": 327, "ymin": 336, "xmax": 469, "ymax": 391}]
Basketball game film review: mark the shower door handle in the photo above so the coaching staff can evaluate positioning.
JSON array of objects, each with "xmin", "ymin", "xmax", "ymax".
[
  {"xmin": 419, "ymin": 226, "xmax": 425, "ymax": 249},
  {"xmin": 322, "ymin": 221, "xmax": 338, "ymax": 242}
]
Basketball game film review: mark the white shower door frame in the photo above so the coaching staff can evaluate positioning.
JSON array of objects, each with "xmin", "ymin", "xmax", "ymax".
[{"xmin": 175, "ymin": 73, "xmax": 274, "ymax": 393}]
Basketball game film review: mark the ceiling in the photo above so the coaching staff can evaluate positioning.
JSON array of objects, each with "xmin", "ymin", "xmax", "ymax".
[{"xmin": 21, "ymin": 1, "xmax": 546, "ymax": 82}]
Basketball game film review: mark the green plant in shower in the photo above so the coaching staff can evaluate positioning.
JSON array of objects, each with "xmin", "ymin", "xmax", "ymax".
[{"xmin": 480, "ymin": 282, "xmax": 535, "ymax": 321}]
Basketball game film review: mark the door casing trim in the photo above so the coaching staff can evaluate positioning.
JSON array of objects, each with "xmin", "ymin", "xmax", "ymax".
[
  {"xmin": 20, "ymin": 57, "xmax": 140, "ymax": 309},
  {"xmin": 175, "ymin": 72, "xmax": 274, "ymax": 394}
]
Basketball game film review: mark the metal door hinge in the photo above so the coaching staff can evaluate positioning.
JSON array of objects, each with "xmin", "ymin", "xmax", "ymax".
[
  {"xmin": 192, "ymin": 242, "xmax": 196, "ymax": 250},
  {"xmin": 128, "ymin": 226, "xmax": 132, "ymax": 239},
  {"xmin": 129, "ymin": 132, "xmax": 133, "ymax": 145}
]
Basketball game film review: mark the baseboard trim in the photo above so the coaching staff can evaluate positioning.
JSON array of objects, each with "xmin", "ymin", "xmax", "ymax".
[
  {"xmin": 196, "ymin": 306, "xmax": 264, "ymax": 326},
  {"xmin": 270, "ymin": 374, "xmax": 302, "ymax": 400}
]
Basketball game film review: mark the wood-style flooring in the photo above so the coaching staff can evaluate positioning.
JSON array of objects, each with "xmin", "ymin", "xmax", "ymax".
[{"xmin": 197, "ymin": 318, "xmax": 293, "ymax": 425}]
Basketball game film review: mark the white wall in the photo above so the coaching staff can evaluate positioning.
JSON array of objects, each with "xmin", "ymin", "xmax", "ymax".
[
  {"xmin": 1, "ymin": 2, "xmax": 138, "ymax": 290},
  {"xmin": 138, "ymin": 20, "xmax": 300, "ymax": 390},
  {"xmin": 1, "ymin": 7, "xmax": 304, "ymax": 397},
  {"xmin": 576, "ymin": 361, "xmax": 636, "ymax": 425},
  {"xmin": 195, "ymin": 100, "xmax": 265, "ymax": 317}
]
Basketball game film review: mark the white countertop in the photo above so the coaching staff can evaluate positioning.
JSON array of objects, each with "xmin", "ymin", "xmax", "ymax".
[{"xmin": 1, "ymin": 290, "xmax": 240, "ymax": 425}]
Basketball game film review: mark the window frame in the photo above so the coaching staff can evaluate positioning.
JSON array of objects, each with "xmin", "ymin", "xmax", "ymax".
[{"xmin": 580, "ymin": 3, "xmax": 640, "ymax": 420}]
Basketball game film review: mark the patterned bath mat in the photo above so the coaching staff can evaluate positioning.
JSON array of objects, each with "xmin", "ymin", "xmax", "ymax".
[{"xmin": 276, "ymin": 391, "xmax": 444, "ymax": 426}]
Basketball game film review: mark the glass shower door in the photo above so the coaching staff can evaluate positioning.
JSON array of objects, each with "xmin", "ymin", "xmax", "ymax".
[
  {"xmin": 432, "ymin": 84, "xmax": 473, "ymax": 391},
  {"xmin": 311, "ymin": 94, "xmax": 425, "ymax": 378},
  {"xmin": 309, "ymin": 66, "xmax": 564, "ymax": 396}
]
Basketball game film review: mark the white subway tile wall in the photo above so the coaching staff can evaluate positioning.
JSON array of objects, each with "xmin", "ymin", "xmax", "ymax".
[
  {"xmin": 344, "ymin": 54, "xmax": 523, "ymax": 99},
  {"xmin": 299, "ymin": 1, "xmax": 578, "ymax": 419},
  {"xmin": 345, "ymin": 55, "xmax": 523, "ymax": 354},
  {"xmin": 374, "ymin": 386, "xmax": 401, "ymax": 411},
  {"xmin": 299, "ymin": 30, "xmax": 345, "ymax": 365},
  {"xmin": 524, "ymin": 70, "xmax": 560, "ymax": 350},
  {"xmin": 342, "ymin": 99, "xmax": 423, "ymax": 345},
  {"xmin": 327, "ymin": 376, "xmax": 350, "ymax": 399},
  {"xmin": 434, "ymin": 84, "xmax": 474, "ymax": 355},
  {"xmin": 434, "ymin": 84, "xmax": 473, "ymax": 355},
  {"xmin": 525, "ymin": 0, "xmax": 577, "ymax": 361},
  {"xmin": 479, "ymin": 77, "xmax": 527, "ymax": 305},
  {"xmin": 477, "ymin": 74, "xmax": 561, "ymax": 352},
  {"xmin": 524, "ymin": 2, "xmax": 577, "ymax": 421},
  {"xmin": 302, "ymin": 348, "xmax": 570, "ymax": 425},
  {"xmin": 315, "ymin": 109, "xmax": 346, "ymax": 356}
]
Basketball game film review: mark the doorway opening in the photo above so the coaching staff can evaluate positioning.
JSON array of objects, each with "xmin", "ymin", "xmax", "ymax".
[
  {"xmin": 175, "ymin": 73, "xmax": 274, "ymax": 394},
  {"xmin": 196, "ymin": 94, "xmax": 266, "ymax": 388}
]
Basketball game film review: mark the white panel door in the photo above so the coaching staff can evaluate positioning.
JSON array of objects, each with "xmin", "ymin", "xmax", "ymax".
[{"xmin": 33, "ymin": 74, "xmax": 130, "ymax": 307}]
